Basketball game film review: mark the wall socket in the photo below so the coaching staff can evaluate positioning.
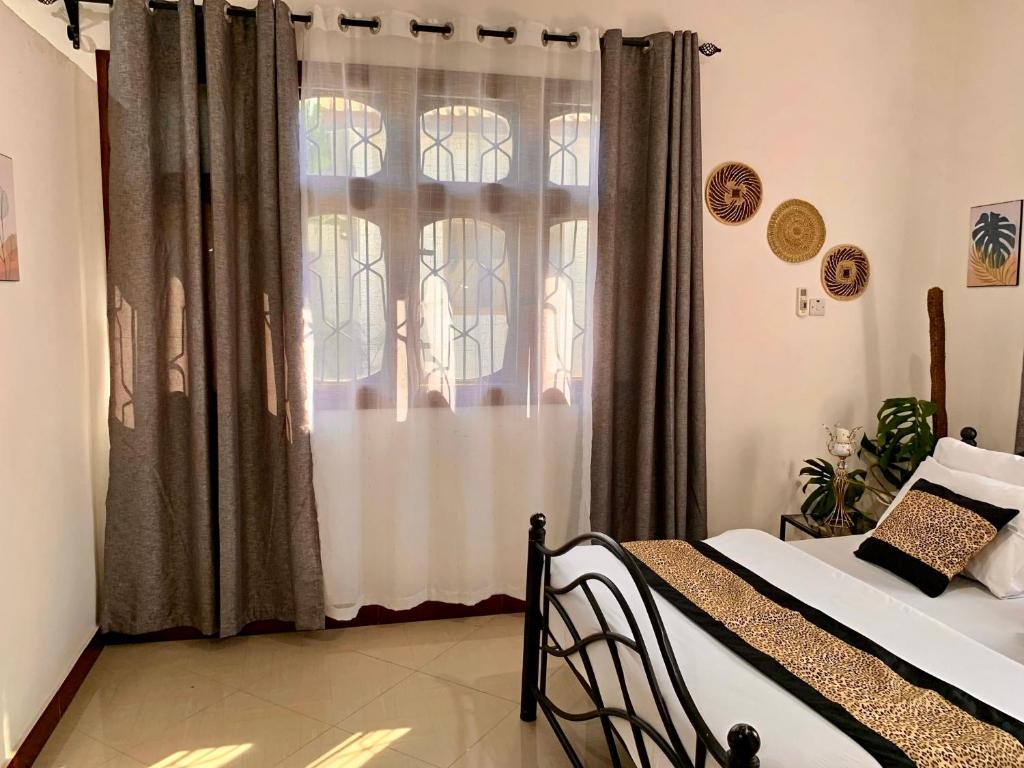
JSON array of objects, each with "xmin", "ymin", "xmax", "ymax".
[{"xmin": 797, "ymin": 288, "xmax": 826, "ymax": 317}]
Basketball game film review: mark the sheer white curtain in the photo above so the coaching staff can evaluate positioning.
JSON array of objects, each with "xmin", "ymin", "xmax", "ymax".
[{"xmin": 299, "ymin": 10, "xmax": 600, "ymax": 620}]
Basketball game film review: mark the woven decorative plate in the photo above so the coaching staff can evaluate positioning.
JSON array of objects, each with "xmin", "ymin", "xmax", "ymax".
[
  {"xmin": 705, "ymin": 162, "xmax": 763, "ymax": 225},
  {"xmin": 821, "ymin": 244, "xmax": 870, "ymax": 300},
  {"xmin": 766, "ymin": 199, "xmax": 826, "ymax": 263}
]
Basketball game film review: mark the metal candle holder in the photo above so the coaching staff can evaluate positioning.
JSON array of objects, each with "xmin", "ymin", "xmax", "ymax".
[{"xmin": 824, "ymin": 424, "xmax": 862, "ymax": 533}]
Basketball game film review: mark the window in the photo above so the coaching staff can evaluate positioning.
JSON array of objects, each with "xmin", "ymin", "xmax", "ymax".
[
  {"xmin": 303, "ymin": 97, "xmax": 386, "ymax": 177},
  {"xmin": 549, "ymin": 111, "xmax": 592, "ymax": 186},
  {"xmin": 420, "ymin": 217, "xmax": 510, "ymax": 394},
  {"xmin": 302, "ymin": 72, "xmax": 593, "ymax": 409},
  {"xmin": 306, "ymin": 214, "xmax": 387, "ymax": 383},
  {"xmin": 421, "ymin": 106, "xmax": 512, "ymax": 183},
  {"xmin": 542, "ymin": 220, "xmax": 589, "ymax": 404}
]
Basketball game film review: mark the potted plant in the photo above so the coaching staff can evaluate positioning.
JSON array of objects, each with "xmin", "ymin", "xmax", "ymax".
[{"xmin": 859, "ymin": 396, "xmax": 937, "ymax": 505}]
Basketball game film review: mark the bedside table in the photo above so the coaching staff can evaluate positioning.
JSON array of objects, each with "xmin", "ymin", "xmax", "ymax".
[
  {"xmin": 779, "ymin": 513, "xmax": 874, "ymax": 541},
  {"xmin": 779, "ymin": 513, "xmax": 828, "ymax": 541}
]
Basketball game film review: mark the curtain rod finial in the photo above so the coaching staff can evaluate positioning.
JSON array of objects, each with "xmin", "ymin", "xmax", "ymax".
[
  {"xmin": 62, "ymin": 0, "xmax": 81, "ymax": 49},
  {"xmin": 698, "ymin": 42, "xmax": 721, "ymax": 57}
]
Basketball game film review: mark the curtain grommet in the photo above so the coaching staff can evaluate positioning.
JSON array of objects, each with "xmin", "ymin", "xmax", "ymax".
[
  {"xmin": 145, "ymin": 0, "xmax": 156, "ymax": 15},
  {"xmin": 542, "ymin": 30, "xmax": 579, "ymax": 47},
  {"xmin": 223, "ymin": 3, "xmax": 233, "ymax": 22},
  {"xmin": 476, "ymin": 25, "xmax": 517, "ymax": 44},
  {"xmin": 642, "ymin": 39, "xmax": 653, "ymax": 53},
  {"xmin": 338, "ymin": 14, "xmax": 379, "ymax": 32},
  {"xmin": 411, "ymin": 19, "xmax": 454, "ymax": 38}
]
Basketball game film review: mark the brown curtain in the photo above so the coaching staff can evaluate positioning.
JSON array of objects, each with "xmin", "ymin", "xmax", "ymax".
[
  {"xmin": 591, "ymin": 30, "xmax": 707, "ymax": 542},
  {"xmin": 102, "ymin": 0, "xmax": 323, "ymax": 637}
]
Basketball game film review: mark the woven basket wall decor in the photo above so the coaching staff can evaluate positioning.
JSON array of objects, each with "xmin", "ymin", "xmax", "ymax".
[
  {"xmin": 705, "ymin": 162, "xmax": 763, "ymax": 225},
  {"xmin": 821, "ymin": 244, "xmax": 870, "ymax": 300},
  {"xmin": 766, "ymin": 199, "xmax": 826, "ymax": 263}
]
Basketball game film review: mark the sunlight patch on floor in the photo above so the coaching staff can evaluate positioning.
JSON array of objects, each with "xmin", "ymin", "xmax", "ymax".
[
  {"xmin": 149, "ymin": 744, "xmax": 252, "ymax": 768},
  {"xmin": 302, "ymin": 729, "xmax": 411, "ymax": 768}
]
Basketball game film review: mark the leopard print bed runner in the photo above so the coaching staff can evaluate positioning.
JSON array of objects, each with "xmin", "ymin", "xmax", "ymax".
[{"xmin": 623, "ymin": 539, "xmax": 1024, "ymax": 768}]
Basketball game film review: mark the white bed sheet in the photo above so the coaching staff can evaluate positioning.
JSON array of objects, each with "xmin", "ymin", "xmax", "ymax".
[
  {"xmin": 547, "ymin": 529, "xmax": 1024, "ymax": 768},
  {"xmin": 792, "ymin": 533, "xmax": 1024, "ymax": 664}
]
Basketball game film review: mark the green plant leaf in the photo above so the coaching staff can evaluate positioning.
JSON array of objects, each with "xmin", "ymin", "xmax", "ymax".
[
  {"xmin": 860, "ymin": 434, "xmax": 880, "ymax": 457},
  {"xmin": 861, "ymin": 396, "xmax": 937, "ymax": 497},
  {"xmin": 973, "ymin": 211, "xmax": 1018, "ymax": 268}
]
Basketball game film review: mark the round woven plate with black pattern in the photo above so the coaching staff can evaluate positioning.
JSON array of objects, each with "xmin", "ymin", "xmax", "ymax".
[
  {"xmin": 766, "ymin": 199, "xmax": 826, "ymax": 263},
  {"xmin": 821, "ymin": 244, "xmax": 870, "ymax": 300},
  {"xmin": 705, "ymin": 162, "xmax": 763, "ymax": 225}
]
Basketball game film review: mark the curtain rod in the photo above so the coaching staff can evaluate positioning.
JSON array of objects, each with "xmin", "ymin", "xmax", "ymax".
[{"xmin": 55, "ymin": 0, "xmax": 723, "ymax": 56}]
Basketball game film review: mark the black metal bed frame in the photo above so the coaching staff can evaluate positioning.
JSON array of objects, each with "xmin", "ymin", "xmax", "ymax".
[
  {"xmin": 518, "ymin": 513, "xmax": 760, "ymax": 768},
  {"xmin": 519, "ymin": 426, "xmax": 991, "ymax": 768}
]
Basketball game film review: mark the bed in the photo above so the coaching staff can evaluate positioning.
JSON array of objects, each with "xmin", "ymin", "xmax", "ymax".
[
  {"xmin": 519, "ymin": 429, "xmax": 1024, "ymax": 767},
  {"xmin": 790, "ymin": 534, "xmax": 1024, "ymax": 665}
]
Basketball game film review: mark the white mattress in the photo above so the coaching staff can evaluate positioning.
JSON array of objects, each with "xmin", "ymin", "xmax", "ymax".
[
  {"xmin": 793, "ymin": 533, "xmax": 1024, "ymax": 664},
  {"xmin": 547, "ymin": 529, "xmax": 1024, "ymax": 768}
]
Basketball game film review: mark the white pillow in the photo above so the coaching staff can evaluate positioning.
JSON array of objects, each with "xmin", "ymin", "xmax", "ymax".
[
  {"xmin": 933, "ymin": 436, "xmax": 1024, "ymax": 486},
  {"xmin": 876, "ymin": 457, "xmax": 1024, "ymax": 598}
]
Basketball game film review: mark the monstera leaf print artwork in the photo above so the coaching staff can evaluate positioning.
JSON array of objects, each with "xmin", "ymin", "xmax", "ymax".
[
  {"xmin": 968, "ymin": 200, "xmax": 1022, "ymax": 287},
  {"xmin": 973, "ymin": 212, "xmax": 1016, "ymax": 266}
]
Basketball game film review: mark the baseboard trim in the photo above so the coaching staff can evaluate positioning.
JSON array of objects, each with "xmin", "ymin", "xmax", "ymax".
[
  {"xmin": 103, "ymin": 593, "xmax": 526, "ymax": 644},
  {"xmin": 6, "ymin": 631, "xmax": 103, "ymax": 768}
]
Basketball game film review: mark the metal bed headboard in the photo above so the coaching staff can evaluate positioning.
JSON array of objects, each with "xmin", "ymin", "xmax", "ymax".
[{"xmin": 519, "ymin": 513, "xmax": 761, "ymax": 768}]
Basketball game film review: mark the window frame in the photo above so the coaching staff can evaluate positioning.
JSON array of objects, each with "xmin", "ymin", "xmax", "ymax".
[{"xmin": 302, "ymin": 64, "xmax": 593, "ymax": 411}]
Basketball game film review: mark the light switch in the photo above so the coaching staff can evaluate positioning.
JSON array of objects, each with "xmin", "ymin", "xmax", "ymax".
[
  {"xmin": 796, "ymin": 288, "xmax": 809, "ymax": 317},
  {"xmin": 809, "ymin": 297, "xmax": 826, "ymax": 316}
]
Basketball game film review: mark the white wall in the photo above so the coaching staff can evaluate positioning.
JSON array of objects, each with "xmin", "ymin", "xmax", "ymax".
[
  {"xmin": 0, "ymin": 4, "xmax": 107, "ymax": 764},
  {"xmin": 934, "ymin": 0, "xmax": 1024, "ymax": 455}
]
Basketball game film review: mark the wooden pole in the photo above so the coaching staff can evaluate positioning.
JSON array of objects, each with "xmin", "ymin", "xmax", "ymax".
[{"xmin": 927, "ymin": 287, "xmax": 948, "ymax": 438}]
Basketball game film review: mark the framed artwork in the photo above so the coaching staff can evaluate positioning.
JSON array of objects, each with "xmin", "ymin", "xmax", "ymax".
[
  {"xmin": 0, "ymin": 153, "xmax": 17, "ymax": 282},
  {"xmin": 968, "ymin": 200, "xmax": 1021, "ymax": 287}
]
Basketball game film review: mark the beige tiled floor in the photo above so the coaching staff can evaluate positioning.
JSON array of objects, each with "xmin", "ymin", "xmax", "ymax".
[{"xmin": 37, "ymin": 614, "xmax": 623, "ymax": 768}]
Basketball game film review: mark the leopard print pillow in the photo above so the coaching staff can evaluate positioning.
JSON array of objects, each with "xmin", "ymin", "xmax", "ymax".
[{"xmin": 855, "ymin": 478, "xmax": 1019, "ymax": 597}]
